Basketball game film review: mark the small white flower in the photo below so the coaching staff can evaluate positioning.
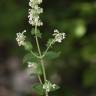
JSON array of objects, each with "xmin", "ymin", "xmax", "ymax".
[
  {"xmin": 27, "ymin": 62, "xmax": 37, "ymax": 75},
  {"xmin": 29, "ymin": 16, "xmax": 43, "ymax": 26},
  {"xmin": 16, "ymin": 30, "xmax": 26, "ymax": 46},
  {"xmin": 28, "ymin": 0, "xmax": 43, "ymax": 26},
  {"xmin": 34, "ymin": 5, "xmax": 43, "ymax": 13},
  {"xmin": 29, "ymin": 0, "xmax": 42, "ymax": 7},
  {"xmin": 28, "ymin": 62, "xmax": 37, "ymax": 69},
  {"xmin": 53, "ymin": 29, "xmax": 65, "ymax": 43},
  {"xmin": 34, "ymin": 16, "xmax": 43, "ymax": 26},
  {"xmin": 52, "ymin": 84, "xmax": 56, "ymax": 89},
  {"xmin": 43, "ymin": 80, "xmax": 56, "ymax": 92}
]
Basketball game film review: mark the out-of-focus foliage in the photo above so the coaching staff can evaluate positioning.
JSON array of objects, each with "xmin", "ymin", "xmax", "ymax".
[{"xmin": 0, "ymin": 0, "xmax": 96, "ymax": 96}]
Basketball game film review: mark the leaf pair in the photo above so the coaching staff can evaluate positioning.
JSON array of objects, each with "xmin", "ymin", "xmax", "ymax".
[
  {"xmin": 23, "ymin": 53, "xmax": 42, "ymax": 75},
  {"xmin": 31, "ymin": 28, "xmax": 42, "ymax": 38}
]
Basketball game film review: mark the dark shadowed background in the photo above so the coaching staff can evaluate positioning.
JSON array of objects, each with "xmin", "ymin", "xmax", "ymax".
[{"xmin": 0, "ymin": 0, "xmax": 96, "ymax": 96}]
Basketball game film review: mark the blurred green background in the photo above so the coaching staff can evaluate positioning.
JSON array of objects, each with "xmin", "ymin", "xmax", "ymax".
[{"xmin": 0, "ymin": 0, "xmax": 96, "ymax": 96}]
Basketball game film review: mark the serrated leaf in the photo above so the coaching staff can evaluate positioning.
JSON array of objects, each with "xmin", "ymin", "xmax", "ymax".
[
  {"xmin": 23, "ymin": 53, "xmax": 38, "ymax": 63},
  {"xmin": 32, "ymin": 83, "xmax": 44, "ymax": 95},
  {"xmin": 23, "ymin": 53, "xmax": 42, "ymax": 75},
  {"xmin": 31, "ymin": 28, "xmax": 42, "ymax": 38},
  {"xmin": 27, "ymin": 62, "xmax": 42, "ymax": 75},
  {"xmin": 32, "ymin": 62, "xmax": 42, "ymax": 75},
  {"xmin": 24, "ymin": 41, "xmax": 32, "ymax": 51},
  {"xmin": 44, "ymin": 51, "xmax": 61, "ymax": 60}
]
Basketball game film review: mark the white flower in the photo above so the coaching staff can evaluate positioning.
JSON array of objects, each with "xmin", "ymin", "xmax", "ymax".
[
  {"xmin": 52, "ymin": 84, "xmax": 56, "ymax": 89},
  {"xmin": 28, "ymin": 15, "xmax": 43, "ymax": 26},
  {"xmin": 28, "ymin": 62, "xmax": 37, "ymax": 68},
  {"xmin": 53, "ymin": 29, "xmax": 65, "ymax": 43},
  {"xmin": 28, "ymin": 0, "xmax": 43, "ymax": 26},
  {"xmin": 16, "ymin": 30, "xmax": 26, "ymax": 46},
  {"xmin": 27, "ymin": 62, "xmax": 37, "ymax": 75},
  {"xmin": 43, "ymin": 80, "xmax": 56, "ymax": 92},
  {"xmin": 29, "ymin": 0, "xmax": 42, "ymax": 7}
]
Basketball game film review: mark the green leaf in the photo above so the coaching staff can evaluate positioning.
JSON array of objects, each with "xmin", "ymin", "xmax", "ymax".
[
  {"xmin": 31, "ymin": 28, "xmax": 35, "ymax": 35},
  {"xmin": 33, "ymin": 62, "xmax": 42, "ymax": 75},
  {"xmin": 28, "ymin": 62, "xmax": 42, "ymax": 75},
  {"xmin": 44, "ymin": 51, "xmax": 61, "ymax": 60},
  {"xmin": 46, "ymin": 38, "xmax": 54, "ymax": 47},
  {"xmin": 31, "ymin": 28, "xmax": 42, "ymax": 38},
  {"xmin": 23, "ymin": 53, "xmax": 38, "ymax": 63},
  {"xmin": 32, "ymin": 83, "xmax": 44, "ymax": 96},
  {"xmin": 24, "ymin": 41, "xmax": 32, "ymax": 51},
  {"xmin": 23, "ymin": 53, "xmax": 42, "ymax": 75}
]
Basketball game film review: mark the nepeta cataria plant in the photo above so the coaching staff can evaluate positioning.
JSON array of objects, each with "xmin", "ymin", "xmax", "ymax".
[{"xmin": 16, "ymin": 0, "xmax": 65, "ymax": 96}]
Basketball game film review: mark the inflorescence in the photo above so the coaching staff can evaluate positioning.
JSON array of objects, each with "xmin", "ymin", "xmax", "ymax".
[
  {"xmin": 16, "ymin": 30, "xmax": 26, "ymax": 46},
  {"xmin": 28, "ymin": 0, "xmax": 43, "ymax": 26},
  {"xmin": 16, "ymin": 0, "xmax": 66, "ymax": 94}
]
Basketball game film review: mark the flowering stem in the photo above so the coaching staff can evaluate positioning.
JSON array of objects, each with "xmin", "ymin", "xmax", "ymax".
[
  {"xmin": 42, "ymin": 40, "xmax": 55, "ymax": 58},
  {"xmin": 34, "ymin": 25, "xmax": 48, "ymax": 96}
]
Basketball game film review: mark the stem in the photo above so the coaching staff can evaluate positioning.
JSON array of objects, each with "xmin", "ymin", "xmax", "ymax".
[
  {"xmin": 34, "ymin": 26, "xmax": 47, "ymax": 81},
  {"xmin": 30, "ymin": 51, "xmax": 40, "ymax": 58},
  {"xmin": 34, "ymin": 26, "xmax": 48, "ymax": 96},
  {"xmin": 37, "ymin": 75, "xmax": 43, "ymax": 84},
  {"xmin": 46, "ymin": 91, "xmax": 48, "ymax": 96},
  {"xmin": 40, "ymin": 59, "xmax": 46, "ymax": 81},
  {"xmin": 42, "ymin": 39, "xmax": 55, "ymax": 58}
]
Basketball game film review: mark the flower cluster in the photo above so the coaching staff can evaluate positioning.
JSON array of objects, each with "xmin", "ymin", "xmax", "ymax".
[
  {"xmin": 53, "ymin": 29, "xmax": 65, "ymax": 43},
  {"xmin": 43, "ymin": 80, "xmax": 56, "ymax": 92},
  {"xmin": 28, "ymin": 0, "xmax": 43, "ymax": 26},
  {"xmin": 27, "ymin": 62, "xmax": 37, "ymax": 75},
  {"xmin": 16, "ymin": 30, "xmax": 26, "ymax": 46}
]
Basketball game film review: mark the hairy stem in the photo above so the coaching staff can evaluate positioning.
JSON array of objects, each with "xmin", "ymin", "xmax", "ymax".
[{"xmin": 34, "ymin": 26, "xmax": 48, "ymax": 96}]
